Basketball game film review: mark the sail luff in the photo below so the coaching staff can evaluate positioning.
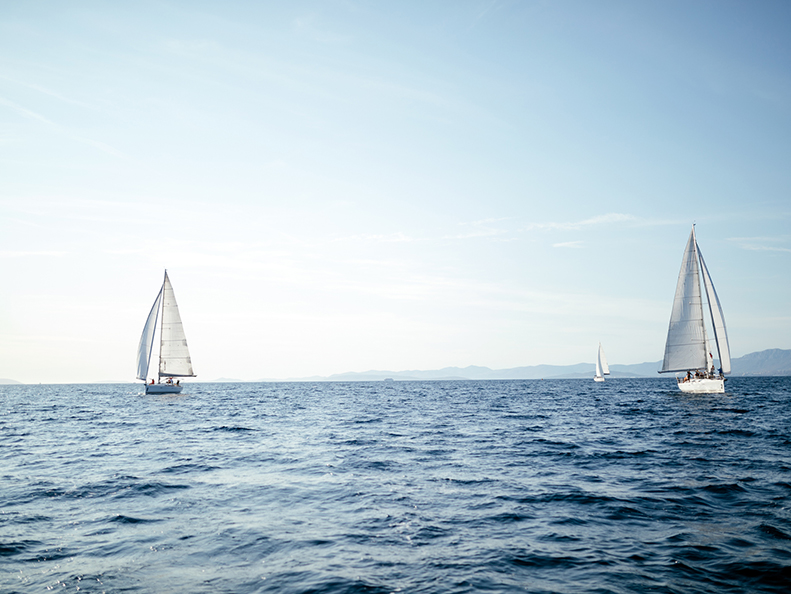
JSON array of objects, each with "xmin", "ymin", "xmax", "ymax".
[
  {"xmin": 136, "ymin": 285, "xmax": 163, "ymax": 381},
  {"xmin": 661, "ymin": 227, "xmax": 708, "ymax": 373},
  {"xmin": 595, "ymin": 352, "xmax": 602, "ymax": 378},
  {"xmin": 697, "ymin": 245, "xmax": 731, "ymax": 374},
  {"xmin": 158, "ymin": 271, "xmax": 195, "ymax": 378}
]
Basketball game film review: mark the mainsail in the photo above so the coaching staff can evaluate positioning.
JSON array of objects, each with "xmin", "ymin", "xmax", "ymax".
[
  {"xmin": 136, "ymin": 286, "xmax": 163, "ymax": 380},
  {"xmin": 661, "ymin": 228, "xmax": 708, "ymax": 373},
  {"xmin": 661, "ymin": 227, "xmax": 727, "ymax": 374},
  {"xmin": 158, "ymin": 272, "xmax": 195, "ymax": 378}
]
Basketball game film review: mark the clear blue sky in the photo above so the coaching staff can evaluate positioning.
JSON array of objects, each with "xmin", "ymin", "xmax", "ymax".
[{"xmin": 1, "ymin": 1, "xmax": 789, "ymax": 383}]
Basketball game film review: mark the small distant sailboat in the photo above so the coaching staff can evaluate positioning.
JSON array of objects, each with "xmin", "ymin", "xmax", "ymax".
[
  {"xmin": 136, "ymin": 271, "xmax": 195, "ymax": 394},
  {"xmin": 660, "ymin": 226, "xmax": 730, "ymax": 393},
  {"xmin": 593, "ymin": 343, "xmax": 610, "ymax": 382}
]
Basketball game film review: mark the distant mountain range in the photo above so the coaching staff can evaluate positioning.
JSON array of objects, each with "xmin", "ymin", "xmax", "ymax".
[
  {"xmin": 2, "ymin": 349, "xmax": 789, "ymax": 385},
  {"xmin": 281, "ymin": 349, "xmax": 791, "ymax": 382}
]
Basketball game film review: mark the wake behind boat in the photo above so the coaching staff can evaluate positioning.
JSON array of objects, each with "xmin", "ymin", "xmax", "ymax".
[
  {"xmin": 660, "ymin": 226, "xmax": 730, "ymax": 393},
  {"xmin": 136, "ymin": 271, "xmax": 195, "ymax": 394},
  {"xmin": 593, "ymin": 343, "xmax": 610, "ymax": 382}
]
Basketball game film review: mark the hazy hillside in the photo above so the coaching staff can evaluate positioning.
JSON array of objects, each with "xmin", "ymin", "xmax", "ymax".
[
  {"xmin": 730, "ymin": 349, "xmax": 791, "ymax": 376},
  {"xmin": 288, "ymin": 349, "xmax": 791, "ymax": 381}
]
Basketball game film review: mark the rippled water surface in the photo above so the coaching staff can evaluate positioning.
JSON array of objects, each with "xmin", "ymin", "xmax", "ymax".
[{"xmin": 2, "ymin": 378, "xmax": 791, "ymax": 593}]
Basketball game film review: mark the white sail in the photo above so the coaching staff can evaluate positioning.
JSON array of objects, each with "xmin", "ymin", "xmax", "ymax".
[
  {"xmin": 158, "ymin": 272, "xmax": 195, "ymax": 378},
  {"xmin": 598, "ymin": 343, "xmax": 610, "ymax": 375},
  {"xmin": 698, "ymin": 246, "xmax": 731, "ymax": 374},
  {"xmin": 661, "ymin": 228, "xmax": 708, "ymax": 373},
  {"xmin": 136, "ymin": 286, "xmax": 163, "ymax": 380},
  {"xmin": 595, "ymin": 354, "xmax": 602, "ymax": 379}
]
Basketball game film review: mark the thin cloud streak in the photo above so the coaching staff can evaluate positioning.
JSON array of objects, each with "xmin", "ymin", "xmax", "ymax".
[
  {"xmin": 0, "ymin": 96, "xmax": 58, "ymax": 126},
  {"xmin": 0, "ymin": 75, "xmax": 98, "ymax": 110},
  {"xmin": 523, "ymin": 213, "xmax": 635, "ymax": 231},
  {"xmin": 0, "ymin": 96, "xmax": 124, "ymax": 157},
  {"xmin": 330, "ymin": 232, "xmax": 416, "ymax": 244},
  {"xmin": 728, "ymin": 236, "xmax": 791, "ymax": 252}
]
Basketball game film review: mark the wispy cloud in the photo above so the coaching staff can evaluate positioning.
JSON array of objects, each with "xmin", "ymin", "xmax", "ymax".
[
  {"xmin": 553, "ymin": 241, "xmax": 584, "ymax": 248},
  {"xmin": 728, "ymin": 236, "xmax": 791, "ymax": 252},
  {"xmin": 524, "ymin": 213, "xmax": 635, "ymax": 231},
  {"xmin": 445, "ymin": 228, "xmax": 509, "ymax": 240},
  {"xmin": 0, "ymin": 96, "xmax": 123, "ymax": 157},
  {"xmin": 444, "ymin": 217, "xmax": 512, "ymax": 240},
  {"xmin": 0, "ymin": 75, "xmax": 97, "ymax": 110},
  {"xmin": 331, "ymin": 232, "xmax": 416, "ymax": 244},
  {"xmin": 0, "ymin": 96, "xmax": 57, "ymax": 126},
  {"xmin": 460, "ymin": 217, "xmax": 511, "ymax": 226}
]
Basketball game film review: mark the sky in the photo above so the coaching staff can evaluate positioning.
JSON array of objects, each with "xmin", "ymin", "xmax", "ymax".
[{"xmin": 1, "ymin": 0, "xmax": 790, "ymax": 383}]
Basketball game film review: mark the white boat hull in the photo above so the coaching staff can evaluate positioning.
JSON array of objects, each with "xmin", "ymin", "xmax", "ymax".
[
  {"xmin": 593, "ymin": 376, "xmax": 605, "ymax": 382},
  {"xmin": 676, "ymin": 377, "xmax": 725, "ymax": 394},
  {"xmin": 145, "ymin": 383, "xmax": 184, "ymax": 394}
]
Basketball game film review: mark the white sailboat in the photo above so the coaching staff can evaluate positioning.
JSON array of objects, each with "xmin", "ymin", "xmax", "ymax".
[
  {"xmin": 660, "ymin": 226, "xmax": 730, "ymax": 393},
  {"xmin": 593, "ymin": 343, "xmax": 610, "ymax": 382},
  {"xmin": 136, "ymin": 271, "xmax": 195, "ymax": 394}
]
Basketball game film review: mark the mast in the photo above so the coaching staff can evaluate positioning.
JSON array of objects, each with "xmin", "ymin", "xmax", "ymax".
[
  {"xmin": 694, "ymin": 228, "xmax": 712, "ymax": 366},
  {"xmin": 158, "ymin": 270, "xmax": 166, "ymax": 376}
]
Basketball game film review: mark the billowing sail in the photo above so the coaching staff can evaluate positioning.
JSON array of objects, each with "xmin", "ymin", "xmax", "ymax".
[
  {"xmin": 158, "ymin": 272, "xmax": 195, "ymax": 378},
  {"xmin": 136, "ymin": 286, "xmax": 163, "ymax": 380},
  {"xmin": 661, "ymin": 228, "xmax": 708, "ymax": 373},
  {"xmin": 598, "ymin": 343, "xmax": 610, "ymax": 375},
  {"xmin": 698, "ymin": 247, "xmax": 731, "ymax": 374}
]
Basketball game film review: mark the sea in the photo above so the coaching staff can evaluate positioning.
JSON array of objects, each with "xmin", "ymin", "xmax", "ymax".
[{"xmin": 2, "ymin": 377, "xmax": 791, "ymax": 593}]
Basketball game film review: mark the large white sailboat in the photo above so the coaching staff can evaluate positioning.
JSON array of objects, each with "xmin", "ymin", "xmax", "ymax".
[
  {"xmin": 136, "ymin": 271, "xmax": 195, "ymax": 394},
  {"xmin": 660, "ymin": 226, "xmax": 730, "ymax": 393},
  {"xmin": 593, "ymin": 343, "xmax": 610, "ymax": 382}
]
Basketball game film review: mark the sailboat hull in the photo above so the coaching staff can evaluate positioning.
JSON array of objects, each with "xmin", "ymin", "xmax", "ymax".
[
  {"xmin": 593, "ymin": 376, "xmax": 605, "ymax": 382},
  {"xmin": 676, "ymin": 377, "xmax": 725, "ymax": 394},
  {"xmin": 145, "ymin": 383, "xmax": 184, "ymax": 394}
]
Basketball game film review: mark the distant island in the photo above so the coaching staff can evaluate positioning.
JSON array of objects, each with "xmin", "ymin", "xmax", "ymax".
[{"xmin": 270, "ymin": 348, "xmax": 791, "ymax": 382}]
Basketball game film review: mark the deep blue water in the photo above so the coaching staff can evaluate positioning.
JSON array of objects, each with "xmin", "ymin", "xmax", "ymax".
[{"xmin": 2, "ymin": 378, "xmax": 791, "ymax": 593}]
